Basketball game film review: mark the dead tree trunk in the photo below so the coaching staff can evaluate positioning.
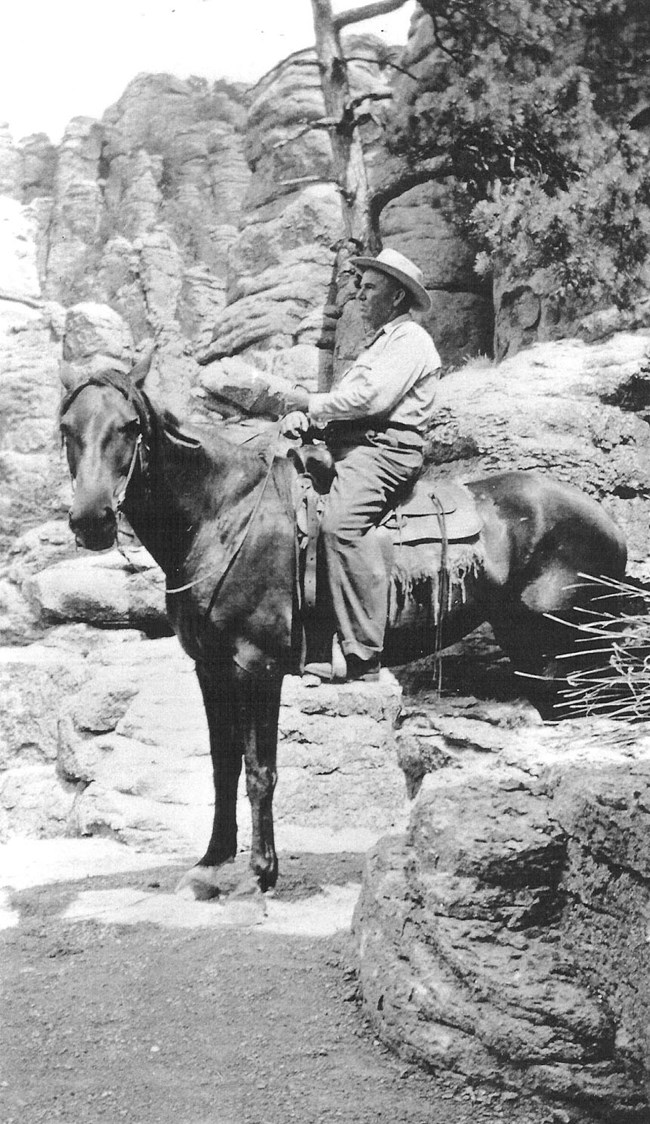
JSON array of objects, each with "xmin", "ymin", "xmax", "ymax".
[{"xmin": 310, "ymin": 0, "xmax": 400, "ymax": 251}]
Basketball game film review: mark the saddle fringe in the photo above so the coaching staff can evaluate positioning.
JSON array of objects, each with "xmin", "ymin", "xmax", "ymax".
[{"xmin": 388, "ymin": 539, "xmax": 485, "ymax": 626}]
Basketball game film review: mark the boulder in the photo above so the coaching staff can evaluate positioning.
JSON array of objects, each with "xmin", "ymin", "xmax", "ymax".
[
  {"xmin": 24, "ymin": 551, "xmax": 168, "ymax": 631},
  {"xmin": 199, "ymin": 355, "xmax": 293, "ymax": 417},
  {"xmin": 353, "ymin": 702, "xmax": 650, "ymax": 1120},
  {"xmin": 62, "ymin": 301, "xmax": 134, "ymax": 370}
]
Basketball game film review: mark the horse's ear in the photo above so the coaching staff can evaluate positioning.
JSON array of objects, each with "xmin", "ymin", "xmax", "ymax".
[
  {"xmin": 59, "ymin": 362, "xmax": 80, "ymax": 391},
  {"xmin": 131, "ymin": 346, "xmax": 154, "ymax": 387}
]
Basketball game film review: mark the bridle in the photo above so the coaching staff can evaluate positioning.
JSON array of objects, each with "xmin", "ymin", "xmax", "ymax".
[
  {"xmin": 60, "ymin": 372, "xmax": 150, "ymax": 503},
  {"xmin": 60, "ymin": 372, "xmax": 288, "ymax": 603},
  {"xmin": 114, "ymin": 432, "xmax": 144, "ymax": 511}
]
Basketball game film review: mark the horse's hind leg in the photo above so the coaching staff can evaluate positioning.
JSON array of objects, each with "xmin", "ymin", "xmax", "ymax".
[
  {"xmin": 176, "ymin": 659, "xmax": 243, "ymax": 899},
  {"xmin": 490, "ymin": 604, "xmax": 578, "ymax": 721}
]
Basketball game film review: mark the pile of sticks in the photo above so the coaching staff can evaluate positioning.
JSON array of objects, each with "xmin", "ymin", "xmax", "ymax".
[{"xmin": 552, "ymin": 575, "xmax": 650, "ymax": 720}]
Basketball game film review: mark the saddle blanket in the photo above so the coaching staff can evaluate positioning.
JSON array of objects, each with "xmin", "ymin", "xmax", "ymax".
[{"xmin": 291, "ymin": 467, "xmax": 485, "ymax": 621}]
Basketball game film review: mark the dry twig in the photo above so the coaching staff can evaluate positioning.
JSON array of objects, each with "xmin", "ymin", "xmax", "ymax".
[{"xmin": 551, "ymin": 574, "xmax": 650, "ymax": 720}]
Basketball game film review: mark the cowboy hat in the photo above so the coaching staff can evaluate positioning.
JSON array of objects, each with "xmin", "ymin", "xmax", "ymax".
[{"xmin": 350, "ymin": 247, "xmax": 432, "ymax": 313}]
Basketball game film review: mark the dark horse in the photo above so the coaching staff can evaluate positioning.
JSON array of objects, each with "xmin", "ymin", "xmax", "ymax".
[{"xmin": 58, "ymin": 357, "xmax": 627, "ymax": 897}]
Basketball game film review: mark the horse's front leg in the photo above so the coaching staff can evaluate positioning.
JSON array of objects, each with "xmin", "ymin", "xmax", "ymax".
[
  {"xmin": 176, "ymin": 659, "xmax": 242, "ymax": 899},
  {"xmin": 233, "ymin": 665, "xmax": 282, "ymax": 893}
]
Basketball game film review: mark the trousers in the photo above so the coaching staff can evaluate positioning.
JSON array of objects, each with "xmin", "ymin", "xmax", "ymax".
[{"xmin": 320, "ymin": 430, "xmax": 424, "ymax": 660}]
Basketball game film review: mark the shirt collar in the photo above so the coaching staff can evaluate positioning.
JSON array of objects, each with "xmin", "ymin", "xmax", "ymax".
[{"xmin": 366, "ymin": 313, "xmax": 412, "ymax": 348}]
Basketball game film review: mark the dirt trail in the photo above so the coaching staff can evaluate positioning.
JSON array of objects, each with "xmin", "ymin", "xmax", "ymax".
[{"xmin": 1, "ymin": 845, "xmax": 559, "ymax": 1124}]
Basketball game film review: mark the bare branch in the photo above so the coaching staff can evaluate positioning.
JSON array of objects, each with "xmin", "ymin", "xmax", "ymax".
[
  {"xmin": 334, "ymin": 0, "xmax": 408, "ymax": 31},
  {"xmin": 344, "ymin": 55, "xmax": 419, "ymax": 81},
  {"xmin": 348, "ymin": 91, "xmax": 393, "ymax": 111},
  {"xmin": 369, "ymin": 154, "xmax": 452, "ymax": 229}
]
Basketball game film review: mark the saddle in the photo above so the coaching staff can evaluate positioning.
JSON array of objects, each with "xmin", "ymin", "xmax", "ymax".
[{"xmin": 289, "ymin": 444, "xmax": 483, "ymax": 611}]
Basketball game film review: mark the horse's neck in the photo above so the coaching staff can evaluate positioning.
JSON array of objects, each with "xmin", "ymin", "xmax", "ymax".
[{"xmin": 123, "ymin": 420, "xmax": 267, "ymax": 579}]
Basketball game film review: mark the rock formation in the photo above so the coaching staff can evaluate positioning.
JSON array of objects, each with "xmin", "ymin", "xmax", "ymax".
[
  {"xmin": 353, "ymin": 697, "xmax": 650, "ymax": 1120},
  {"xmin": 0, "ymin": 627, "xmax": 407, "ymax": 857}
]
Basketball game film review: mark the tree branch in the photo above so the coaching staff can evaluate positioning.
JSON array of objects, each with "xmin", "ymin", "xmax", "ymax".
[
  {"xmin": 344, "ymin": 54, "xmax": 419, "ymax": 81},
  {"xmin": 334, "ymin": 0, "xmax": 408, "ymax": 31},
  {"xmin": 369, "ymin": 154, "xmax": 452, "ymax": 229}
]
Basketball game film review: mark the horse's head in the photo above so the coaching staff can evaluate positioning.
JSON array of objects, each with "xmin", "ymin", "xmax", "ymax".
[{"xmin": 59, "ymin": 354, "xmax": 152, "ymax": 551}]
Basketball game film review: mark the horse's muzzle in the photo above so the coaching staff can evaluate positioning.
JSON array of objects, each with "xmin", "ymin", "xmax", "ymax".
[{"xmin": 69, "ymin": 506, "xmax": 118, "ymax": 551}]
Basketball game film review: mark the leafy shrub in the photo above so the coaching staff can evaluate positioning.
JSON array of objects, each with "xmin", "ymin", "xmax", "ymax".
[{"xmin": 387, "ymin": 0, "xmax": 650, "ymax": 321}]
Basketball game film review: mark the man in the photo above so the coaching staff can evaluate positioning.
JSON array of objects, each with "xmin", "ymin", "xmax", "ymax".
[{"xmin": 282, "ymin": 247, "xmax": 441, "ymax": 681}]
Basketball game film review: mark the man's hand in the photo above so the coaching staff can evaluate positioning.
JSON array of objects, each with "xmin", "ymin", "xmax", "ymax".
[
  {"xmin": 284, "ymin": 385, "xmax": 310, "ymax": 413},
  {"xmin": 279, "ymin": 411, "xmax": 310, "ymax": 439}
]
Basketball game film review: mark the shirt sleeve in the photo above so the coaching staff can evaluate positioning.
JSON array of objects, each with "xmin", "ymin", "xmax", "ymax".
[{"xmin": 307, "ymin": 324, "xmax": 438, "ymax": 424}]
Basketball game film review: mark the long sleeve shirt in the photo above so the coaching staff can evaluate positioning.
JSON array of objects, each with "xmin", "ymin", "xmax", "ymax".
[{"xmin": 307, "ymin": 315, "xmax": 441, "ymax": 432}]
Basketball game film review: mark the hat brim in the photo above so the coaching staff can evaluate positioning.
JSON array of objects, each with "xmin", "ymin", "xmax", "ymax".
[{"xmin": 350, "ymin": 256, "xmax": 432, "ymax": 313}]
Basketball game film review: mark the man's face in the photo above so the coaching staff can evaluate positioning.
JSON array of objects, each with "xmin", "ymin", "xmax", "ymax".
[{"xmin": 357, "ymin": 268, "xmax": 403, "ymax": 332}]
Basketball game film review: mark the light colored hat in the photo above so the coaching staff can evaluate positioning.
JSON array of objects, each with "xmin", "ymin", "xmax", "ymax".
[{"xmin": 350, "ymin": 247, "xmax": 432, "ymax": 312}]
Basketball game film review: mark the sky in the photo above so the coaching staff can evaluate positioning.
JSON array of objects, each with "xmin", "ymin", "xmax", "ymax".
[{"xmin": 1, "ymin": 0, "xmax": 415, "ymax": 143}]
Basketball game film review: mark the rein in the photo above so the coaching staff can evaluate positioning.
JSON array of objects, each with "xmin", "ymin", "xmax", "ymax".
[
  {"xmin": 61, "ymin": 372, "xmax": 287, "ymax": 609},
  {"xmin": 166, "ymin": 444, "xmax": 280, "ymax": 598}
]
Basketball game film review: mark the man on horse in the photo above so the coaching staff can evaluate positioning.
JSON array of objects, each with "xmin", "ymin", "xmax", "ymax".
[{"xmin": 282, "ymin": 247, "xmax": 441, "ymax": 682}]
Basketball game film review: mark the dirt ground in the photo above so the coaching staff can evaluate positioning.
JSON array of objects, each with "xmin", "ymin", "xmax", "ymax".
[{"xmin": 2, "ymin": 848, "xmax": 566, "ymax": 1124}]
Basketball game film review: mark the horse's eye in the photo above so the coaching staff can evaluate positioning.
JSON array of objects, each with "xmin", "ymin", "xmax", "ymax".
[{"xmin": 120, "ymin": 419, "xmax": 140, "ymax": 437}]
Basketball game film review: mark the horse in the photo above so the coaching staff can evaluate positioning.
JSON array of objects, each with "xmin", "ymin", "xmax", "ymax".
[{"xmin": 57, "ymin": 356, "xmax": 627, "ymax": 897}]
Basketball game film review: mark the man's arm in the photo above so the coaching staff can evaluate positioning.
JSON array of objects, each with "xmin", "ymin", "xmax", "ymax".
[{"xmin": 308, "ymin": 325, "xmax": 438, "ymax": 425}]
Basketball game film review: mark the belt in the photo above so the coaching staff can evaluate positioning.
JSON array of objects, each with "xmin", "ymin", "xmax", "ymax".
[{"xmin": 325, "ymin": 419, "xmax": 422, "ymax": 441}]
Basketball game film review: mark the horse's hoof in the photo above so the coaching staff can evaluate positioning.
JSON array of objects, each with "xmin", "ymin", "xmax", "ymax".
[{"xmin": 175, "ymin": 866, "xmax": 224, "ymax": 901}]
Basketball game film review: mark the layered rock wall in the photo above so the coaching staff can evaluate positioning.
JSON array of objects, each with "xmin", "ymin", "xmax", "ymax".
[{"xmin": 198, "ymin": 37, "xmax": 398, "ymax": 395}]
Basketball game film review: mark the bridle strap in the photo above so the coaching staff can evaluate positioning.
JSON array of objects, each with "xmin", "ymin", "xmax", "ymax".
[{"xmin": 115, "ymin": 433, "xmax": 143, "ymax": 509}]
